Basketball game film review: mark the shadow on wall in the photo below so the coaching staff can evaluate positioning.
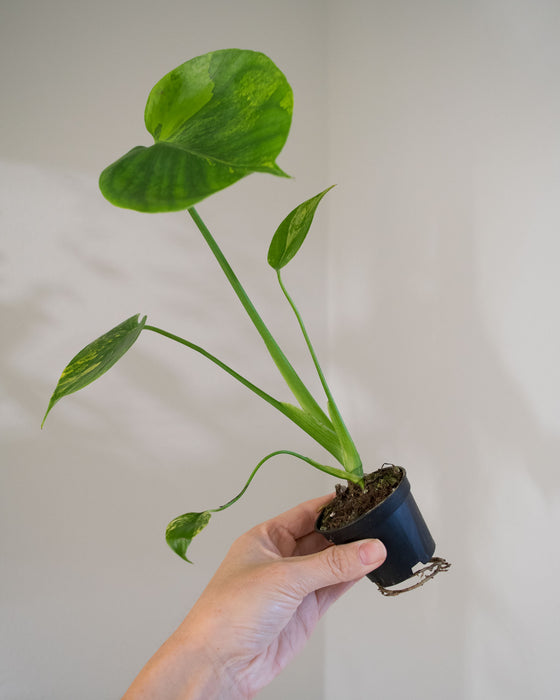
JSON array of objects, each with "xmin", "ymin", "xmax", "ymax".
[
  {"xmin": 1, "ymin": 160, "xmax": 273, "ymax": 567},
  {"xmin": 1, "ymin": 160, "xmax": 304, "ymax": 457},
  {"xmin": 1, "ymin": 160, "xmax": 330, "ymax": 699},
  {"xmin": 1, "ymin": 157, "xmax": 332, "ymax": 560}
]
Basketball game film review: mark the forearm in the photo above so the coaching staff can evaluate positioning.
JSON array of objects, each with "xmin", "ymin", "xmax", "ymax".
[{"xmin": 121, "ymin": 621, "xmax": 239, "ymax": 700}]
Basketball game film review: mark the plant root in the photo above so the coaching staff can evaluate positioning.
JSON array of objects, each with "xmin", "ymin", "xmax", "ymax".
[{"xmin": 376, "ymin": 557, "xmax": 451, "ymax": 597}]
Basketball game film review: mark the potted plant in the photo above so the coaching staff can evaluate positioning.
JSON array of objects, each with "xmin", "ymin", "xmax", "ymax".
[{"xmin": 42, "ymin": 48, "xmax": 449, "ymax": 594}]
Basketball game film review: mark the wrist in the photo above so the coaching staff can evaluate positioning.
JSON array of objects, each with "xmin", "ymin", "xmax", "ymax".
[
  {"xmin": 170, "ymin": 634, "xmax": 225, "ymax": 700},
  {"xmin": 122, "ymin": 620, "xmax": 239, "ymax": 700},
  {"xmin": 169, "ymin": 614, "xmax": 248, "ymax": 700}
]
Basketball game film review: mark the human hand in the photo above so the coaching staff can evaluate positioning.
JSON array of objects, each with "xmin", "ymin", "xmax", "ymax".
[{"xmin": 122, "ymin": 494, "xmax": 386, "ymax": 700}]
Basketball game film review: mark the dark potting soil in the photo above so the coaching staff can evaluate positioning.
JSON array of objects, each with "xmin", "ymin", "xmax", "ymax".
[{"xmin": 318, "ymin": 464, "xmax": 403, "ymax": 531}]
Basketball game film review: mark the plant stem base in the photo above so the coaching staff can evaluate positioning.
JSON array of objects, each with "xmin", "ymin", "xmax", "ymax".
[{"xmin": 316, "ymin": 466, "xmax": 446, "ymax": 590}]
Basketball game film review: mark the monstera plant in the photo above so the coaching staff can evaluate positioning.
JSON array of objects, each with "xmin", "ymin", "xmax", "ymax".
[{"xmin": 43, "ymin": 49, "xmax": 447, "ymax": 592}]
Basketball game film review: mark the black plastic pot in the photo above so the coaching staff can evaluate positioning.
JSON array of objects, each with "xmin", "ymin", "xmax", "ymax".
[{"xmin": 315, "ymin": 468, "xmax": 436, "ymax": 588}]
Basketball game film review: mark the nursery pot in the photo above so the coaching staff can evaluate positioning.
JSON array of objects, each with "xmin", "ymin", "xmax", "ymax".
[{"xmin": 315, "ymin": 468, "xmax": 436, "ymax": 588}]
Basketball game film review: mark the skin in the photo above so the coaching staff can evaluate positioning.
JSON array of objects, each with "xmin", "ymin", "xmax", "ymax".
[{"xmin": 121, "ymin": 493, "xmax": 387, "ymax": 700}]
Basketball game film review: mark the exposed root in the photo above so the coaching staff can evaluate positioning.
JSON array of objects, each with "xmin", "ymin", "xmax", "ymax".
[{"xmin": 376, "ymin": 557, "xmax": 451, "ymax": 597}]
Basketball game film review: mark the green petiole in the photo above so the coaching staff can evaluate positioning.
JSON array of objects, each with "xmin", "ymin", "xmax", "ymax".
[
  {"xmin": 276, "ymin": 270, "xmax": 363, "ymax": 480},
  {"xmin": 144, "ymin": 324, "xmax": 343, "ymax": 462},
  {"xmin": 210, "ymin": 449, "xmax": 362, "ymax": 515},
  {"xmin": 187, "ymin": 207, "xmax": 334, "ymax": 434}
]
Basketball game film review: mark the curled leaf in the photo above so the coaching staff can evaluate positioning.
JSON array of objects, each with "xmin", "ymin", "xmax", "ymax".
[
  {"xmin": 165, "ymin": 511, "xmax": 212, "ymax": 563},
  {"xmin": 42, "ymin": 314, "xmax": 146, "ymax": 426}
]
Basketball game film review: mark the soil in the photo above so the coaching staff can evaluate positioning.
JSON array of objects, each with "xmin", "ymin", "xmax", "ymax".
[{"xmin": 318, "ymin": 464, "xmax": 403, "ymax": 531}]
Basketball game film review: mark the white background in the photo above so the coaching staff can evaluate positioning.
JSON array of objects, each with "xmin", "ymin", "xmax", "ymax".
[{"xmin": 1, "ymin": 2, "xmax": 559, "ymax": 698}]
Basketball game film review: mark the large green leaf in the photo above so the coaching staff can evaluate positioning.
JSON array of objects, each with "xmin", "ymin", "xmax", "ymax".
[
  {"xmin": 42, "ymin": 314, "xmax": 146, "ymax": 426},
  {"xmin": 99, "ymin": 49, "xmax": 293, "ymax": 212},
  {"xmin": 166, "ymin": 511, "xmax": 212, "ymax": 563},
  {"xmin": 267, "ymin": 186, "xmax": 334, "ymax": 270}
]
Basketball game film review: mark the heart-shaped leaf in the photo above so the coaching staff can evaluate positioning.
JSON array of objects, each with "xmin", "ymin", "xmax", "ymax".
[
  {"xmin": 267, "ymin": 186, "xmax": 334, "ymax": 270},
  {"xmin": 99, "ymin": 49, "xmax": 293, "ymax": 212},
  {"xmin": 166, "ymin": 510, "xmax": 212, "ymax": 563},
  {"xmin": 42, "ymin": 314, "xmax": 146, "ymax": 426}
]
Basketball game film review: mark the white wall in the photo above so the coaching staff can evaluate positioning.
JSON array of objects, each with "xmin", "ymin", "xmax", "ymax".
[
  {"xmin": 325, "ymin": 2, "xmax": 560, "ymax": 699},
  {"xmin": 2, "ymin": 1, "xmax": 559, "ymax": 699},
  {"xmin": 1, "ymin": 2, "xmax": 329, "ymax": 699}
]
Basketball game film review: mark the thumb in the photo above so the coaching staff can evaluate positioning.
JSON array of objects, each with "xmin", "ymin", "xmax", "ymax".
[{"xmin": 289, "ymin": 539, "xmax": 387, "ymax": 596}]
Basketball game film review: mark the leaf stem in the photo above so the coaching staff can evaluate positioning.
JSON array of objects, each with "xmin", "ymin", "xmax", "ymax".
[
  {"xmin": 187, "ymin": 206, "xmax": 332, "ymax": 431},
  {"xmin": 276, "ymin": 270, "xmax": 363, "ymax": 480},
  {"xmin": 143, "ymin": 325, "xmax": 343, "ymax": 461},
  {"xmin": 211, "ymin": 449, "xmax": 362, "ymax": 515},
  {"xmin": 277, "ymin": 270, "xmax": 333, "ymax": 403},
  {"xmin": 144, "ymin": 324, "xmax": 278, "ymax": 406}
]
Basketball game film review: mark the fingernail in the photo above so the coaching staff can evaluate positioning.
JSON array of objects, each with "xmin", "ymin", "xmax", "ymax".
[{"xmin": 359, "ymin": 540, "xmax": 386, "ymax": 566}]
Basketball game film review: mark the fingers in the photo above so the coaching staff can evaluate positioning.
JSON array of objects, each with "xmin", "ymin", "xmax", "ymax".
[
  {"xmin": 286, "ymin": 538, "xmax": 387, "ymax": 599},
  {"xmin": 292, "ymin": 530, "xmax": 333, "ymax": 557},
  {"xmin": 315, "ymin": 579, "xmax": 360, "ymax": 616}
]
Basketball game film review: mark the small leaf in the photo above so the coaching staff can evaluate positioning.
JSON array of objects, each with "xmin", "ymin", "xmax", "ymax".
[
  {"xmin": 267, "ymin": 186, "xmax": 335, "ymax": 270},
  {"xmin": 166, "ymin": 511, "xmax": 212, "ymax": 563},
  {"xmin": 42, "ymin": 314, "xmax": 146, "ymax": 426},
  {"xmin": 99, "ymin": 49, "xmax": 293, "ymax": 212}
]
